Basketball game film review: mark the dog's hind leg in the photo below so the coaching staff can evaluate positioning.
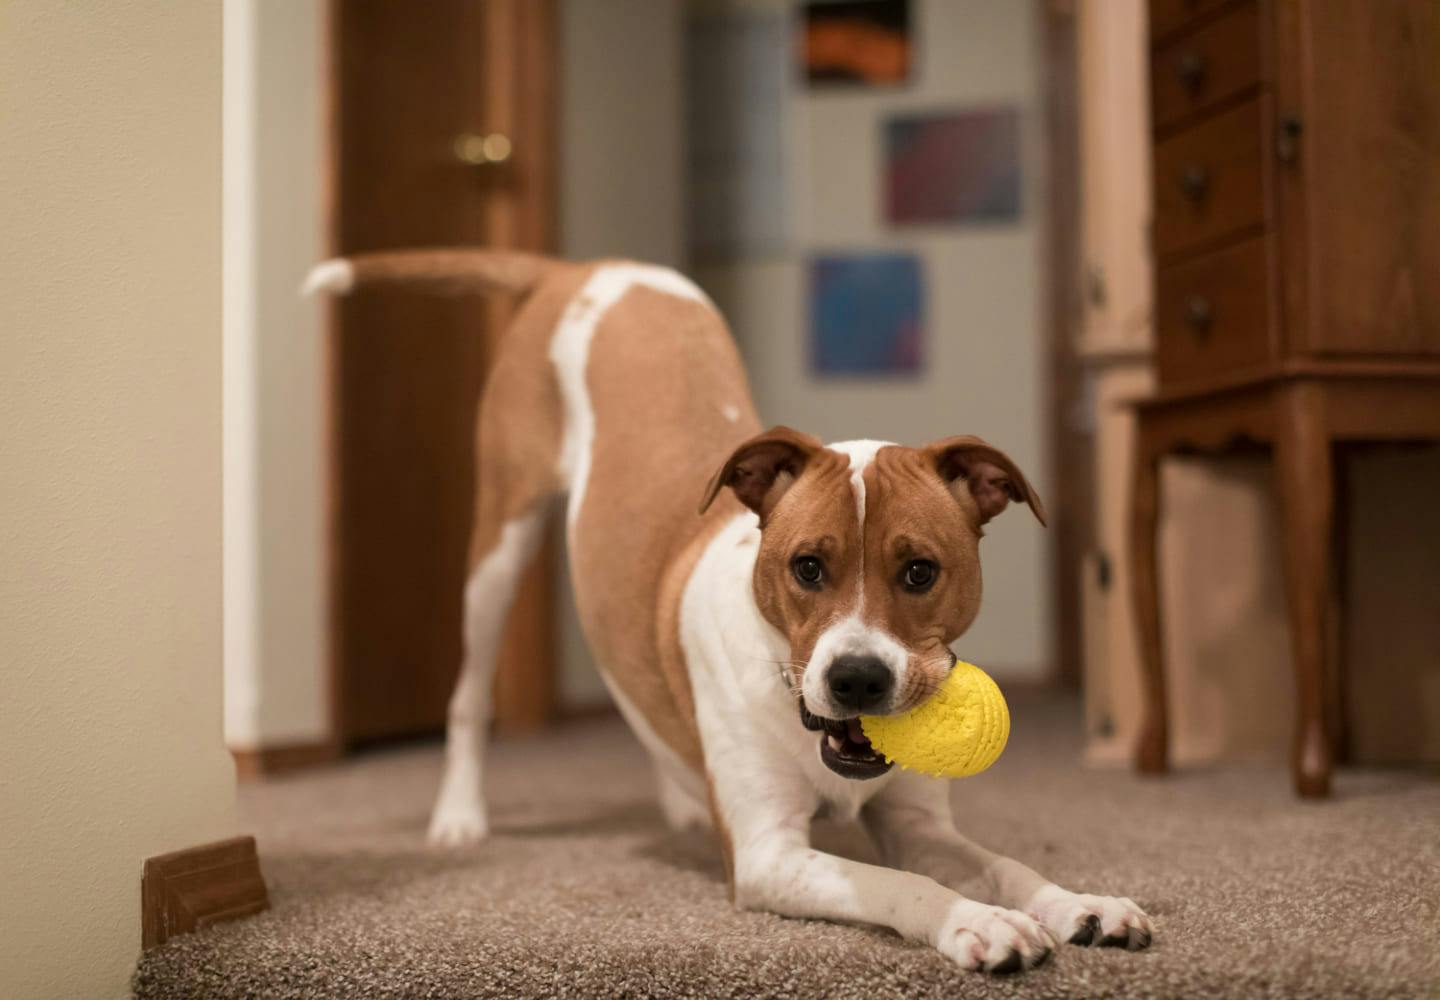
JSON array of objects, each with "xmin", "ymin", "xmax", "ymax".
[
  {"xmin": 428, "ymin": 328, "xmax": 567, "ymax": 847},
  {"xmin": 302, "ymin": 249, "xmax": 577, "ymax": 847},
  {"xmin": 427, "ymin": 502, "xmax": 550, "ymax": 846}
]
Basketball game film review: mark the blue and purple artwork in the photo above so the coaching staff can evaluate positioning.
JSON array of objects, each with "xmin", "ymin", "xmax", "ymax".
[
  {"xmin": 885, "ymin": 108, "xmax": 1021, "ymax": 225},
  {"xmin": 810, "ymin": 253, "xmax": 924, "ymax": 376}
]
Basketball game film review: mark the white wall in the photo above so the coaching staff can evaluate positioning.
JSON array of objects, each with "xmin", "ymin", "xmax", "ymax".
[
  {"xmin": 561, "ymin": 0, "xmax": 686, "ymax": 266},
  {"xmin": 697, "ymin": 0, "xmax": 1053, "ymax": 679},
  {"xmin": 223, "ymin": 0, "xmax": 329, "ymax": 749},
  {"xmin": 556, "ymin": 0, "xmax": 686, "ymax": 705},
  {"xmin": 0, "ymin": 5, "xmax": 238, "ymax": 998}
]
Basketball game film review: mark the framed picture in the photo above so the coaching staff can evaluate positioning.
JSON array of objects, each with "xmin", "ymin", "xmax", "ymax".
[
  {"xmin": 810, "ymin": 253, "xmax": 924, "ymax": 376},
  {"xmin": 801, "ymin": 0, "xmax": 911, "ymax": 87},
  {"xmin": 884, "ymin": 108, "xmax": 1021, "ymax": 225}
]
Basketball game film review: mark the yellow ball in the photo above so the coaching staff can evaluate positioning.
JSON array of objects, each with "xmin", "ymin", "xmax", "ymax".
[{"xmin": 861, "ymin": 660, "xmax": 1010, "ymax": 778}]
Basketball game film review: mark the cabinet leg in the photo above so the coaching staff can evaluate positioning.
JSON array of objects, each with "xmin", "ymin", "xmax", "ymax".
[
  {"xmin": 1275, "ymin": 384, "xmax": 1334, "ymax": 798},
  {"xmin": 1130, "ymin": 445, "xmax": 1167, "ymax": 775}
]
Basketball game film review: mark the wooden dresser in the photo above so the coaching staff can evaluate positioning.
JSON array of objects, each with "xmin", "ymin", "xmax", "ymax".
[{"xmin": 1131, "ymin": 0, "xmax": 1440, "ymax": 795}]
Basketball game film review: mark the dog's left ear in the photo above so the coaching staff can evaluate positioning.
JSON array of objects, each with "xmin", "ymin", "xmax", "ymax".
[{"xmin": 924, "ymin": 436, "xmax": 1047, "ymax": 527}]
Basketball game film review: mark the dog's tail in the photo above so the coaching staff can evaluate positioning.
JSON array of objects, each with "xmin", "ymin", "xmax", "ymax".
[{"xmin": 302, "ymin": 248, "xmax": 561, "ymax": 299}]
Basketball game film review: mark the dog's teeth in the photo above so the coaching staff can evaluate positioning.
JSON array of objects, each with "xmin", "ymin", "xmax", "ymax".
[{"xmin": 827, "ymin": 735, "xmax": 843, "ymax": 751}]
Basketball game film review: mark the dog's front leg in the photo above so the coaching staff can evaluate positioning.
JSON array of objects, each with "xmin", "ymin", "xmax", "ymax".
[
  {"xmin": 862, "ymin": 772, "xmax": 1153, "ymax": 950},
  {"xmin": 714, "ymin": 768, "xmax": 1054, "ymax": 973}
]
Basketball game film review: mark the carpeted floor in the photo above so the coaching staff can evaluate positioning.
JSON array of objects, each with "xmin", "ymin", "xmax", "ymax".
[{"xmin": 134, "ymin": 694, "xmax": 1440, "ymax": 999}]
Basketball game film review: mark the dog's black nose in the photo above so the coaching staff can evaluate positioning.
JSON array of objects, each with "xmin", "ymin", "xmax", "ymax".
[{"xmin": 826, "ymin": 655, "xmax": 893, "ymax": 713}]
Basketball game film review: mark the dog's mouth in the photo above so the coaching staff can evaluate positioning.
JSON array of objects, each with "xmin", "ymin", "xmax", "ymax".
[{"xmin": 799, "ymin": 702, "xmax": 894, "ymax": 780}]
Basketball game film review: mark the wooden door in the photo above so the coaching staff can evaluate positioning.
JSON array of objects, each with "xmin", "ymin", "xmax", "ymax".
[{"xmin": 325, "ymin": 0, "xmax": 557, "ymax": 745}]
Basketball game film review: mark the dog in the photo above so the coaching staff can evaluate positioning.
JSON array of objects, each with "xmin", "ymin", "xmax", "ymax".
[{"xmin": 306, "ymin": 250, "xmax": 1153, "ymax": 973}]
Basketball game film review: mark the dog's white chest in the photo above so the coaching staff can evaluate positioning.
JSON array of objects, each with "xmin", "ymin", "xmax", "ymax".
[{"xmin": 677, "ymin": 514, "xmax": 895, "ymax": 819}]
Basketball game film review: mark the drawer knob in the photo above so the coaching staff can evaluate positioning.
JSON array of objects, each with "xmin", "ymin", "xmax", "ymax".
[
  {"xmin": 1185, "ymin": 295, "xmax": 1214, "ymax": 334},
  {"xmin": 1276, "ymin": 115, "xmax": 1303, "ymax": 164},
  {"xmin": 1177, "ymin": 51, "xmax": 1207, "ymax": 93},
  {"xmin": 1180, "ymin": 164, "xmax": 1210, "ymax": 202}
]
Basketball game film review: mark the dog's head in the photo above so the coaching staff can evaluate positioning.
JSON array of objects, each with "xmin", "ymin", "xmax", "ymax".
[{"xmin": 700, "ymin": 427, "xmax": 1045, "ymax": 779}]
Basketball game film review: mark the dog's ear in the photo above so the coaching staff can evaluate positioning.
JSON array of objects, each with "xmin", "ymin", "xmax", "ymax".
[
  {"xmin": 699, "ymin": 426, "xmax": 822, "ymax": 523},
  {"xmin": 924, "ymin": 436, "xmax": 1046, "ymax": 527}
]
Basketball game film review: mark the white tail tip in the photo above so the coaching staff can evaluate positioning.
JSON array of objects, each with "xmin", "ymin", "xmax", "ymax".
[{"xmin": 302, "ymin": 259, "xmax": 354, "ymax": 297}]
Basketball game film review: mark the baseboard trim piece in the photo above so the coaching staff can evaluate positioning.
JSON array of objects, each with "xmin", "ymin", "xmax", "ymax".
[
  {"xmin": 231, "ymin": 739, "xmax": 341, "ymax": 780},
  {"xmin": 142, "ymin": 835, "xmax": 268, "ymax": 949}
]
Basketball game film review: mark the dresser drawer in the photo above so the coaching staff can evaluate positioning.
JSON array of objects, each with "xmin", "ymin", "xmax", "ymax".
[
  {"xmin": 1153, "ymin": 98, "xmax": 1266, "ymax": 260},
  {"xmin": 1152, "ymin": 2, "xmax": 1260, "ymax": 131},
  {"xmin": 1156, "ymin": 236, "xmax": 1273, "ymax": 384},
  {"xmin": 1148, "ymin": 0, "xmax": 1239, "ymax": 42}
]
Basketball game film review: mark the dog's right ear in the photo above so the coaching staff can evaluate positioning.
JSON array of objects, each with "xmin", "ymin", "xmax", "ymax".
[{"xmin": 699, "ymin": 426, "xmax": 822, "ymax": 523}]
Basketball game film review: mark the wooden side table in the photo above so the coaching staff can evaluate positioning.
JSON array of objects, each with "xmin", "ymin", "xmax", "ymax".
[{"xmin": 1129, "ymin": 362, "xmax": 1440, "ymax": 796}]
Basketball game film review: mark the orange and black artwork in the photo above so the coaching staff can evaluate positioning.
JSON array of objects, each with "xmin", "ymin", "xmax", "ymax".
[{"xmin": 801, "ymin": 0, "xmax": 911, "ymax": 87}]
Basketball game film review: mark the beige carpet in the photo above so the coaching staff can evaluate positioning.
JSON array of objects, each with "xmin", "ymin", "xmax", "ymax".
[{"xmin": 134, "ymin": 694, "xmax": 1440, "ymax": 999}]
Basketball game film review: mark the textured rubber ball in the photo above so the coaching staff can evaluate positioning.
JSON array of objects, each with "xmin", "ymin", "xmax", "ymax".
[{"xmin": 860, "ymin": 660, "xmax": 1010, "ymax": 778}]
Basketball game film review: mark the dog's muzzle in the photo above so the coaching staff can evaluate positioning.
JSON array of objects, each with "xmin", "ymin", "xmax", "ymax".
[{"xmin": 799, "ymin": 701, "xmax": 894, "ymax": 780}]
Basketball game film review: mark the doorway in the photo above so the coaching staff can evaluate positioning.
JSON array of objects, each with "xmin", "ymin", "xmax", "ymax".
[{"xmin": 325, "ymin": 0, "xmax": 559, "ymax": 746}]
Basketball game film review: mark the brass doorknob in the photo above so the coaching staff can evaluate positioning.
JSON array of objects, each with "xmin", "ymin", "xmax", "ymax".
[{"xmin": 454, "ymin": 132, "xmax": 512, "ymax": 166}]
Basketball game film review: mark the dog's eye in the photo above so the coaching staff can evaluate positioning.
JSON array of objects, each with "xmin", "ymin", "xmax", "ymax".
[
  {"xmin": 901, "ymin": 559, "xmax": 937, "ymax": 592},
  {"xmin": 792, "ymin": 555, "xmax": 824, "ymax": 589}
]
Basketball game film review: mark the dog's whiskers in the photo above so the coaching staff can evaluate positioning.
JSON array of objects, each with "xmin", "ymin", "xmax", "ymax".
[
  {"xmin": 748, "ymin": 653, "xmax": 808, "ymax": 699},
  {"xmin": 895, "ymin": 655, "xmax": 956, "ymax": 708}
]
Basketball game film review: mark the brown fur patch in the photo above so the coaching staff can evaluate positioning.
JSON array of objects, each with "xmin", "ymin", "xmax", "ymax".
[
  {"xmin": 464, "ymin": 266, "xmax": 593, "ymax": 567},
  {"xmin": 746, "ymin": 446, "xmax": 863, "ymax": 681},
  {"xmin": 569, "ymin": 284, "xmax": 762, "ymax": 771}
]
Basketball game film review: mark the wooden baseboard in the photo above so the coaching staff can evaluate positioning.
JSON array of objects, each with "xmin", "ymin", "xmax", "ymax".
[
  {"xmin": 231, "ymin": 739, "xmax": 341, "ymax": 781},
  {"xmin": 142, "ymin": 836, "xmax": 268, "ymax": 949}
]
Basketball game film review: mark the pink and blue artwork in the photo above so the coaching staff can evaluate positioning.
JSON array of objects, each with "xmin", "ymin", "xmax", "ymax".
[
  {"xmin": 885, "ymin": 108, "xmax": 1021, "ymax": 225},
  {"xmin": 810, "ymin": 253, "xmax": 924, "ymax": 376}
]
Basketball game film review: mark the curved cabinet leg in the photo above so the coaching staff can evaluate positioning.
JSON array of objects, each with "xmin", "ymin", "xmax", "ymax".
[
  {"xmin": 1275, "ymin": 384, "xmax": 1334, "ymax": 798},
  {"xmin": 1129, "ymin": 438, "xmax": 1168, "ymax": 775}
]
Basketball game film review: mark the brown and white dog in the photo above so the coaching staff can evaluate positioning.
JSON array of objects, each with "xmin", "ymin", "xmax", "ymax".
[{"xmin": 306, "ymin": 250, "xmax": 1153, "ymax": 973}]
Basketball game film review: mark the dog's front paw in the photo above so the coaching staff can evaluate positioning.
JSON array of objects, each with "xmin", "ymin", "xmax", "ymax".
[
  {"xmin": 427, "ymin": 788, "xmax": 489, "ymax": 847},
  {"xmin": 935, "ymin": 900, "xmax": 1056, "ymax": 974},
  {"xmin": 1025, "ymin": 885, "xmax": 1153, "ymax": 951}
]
